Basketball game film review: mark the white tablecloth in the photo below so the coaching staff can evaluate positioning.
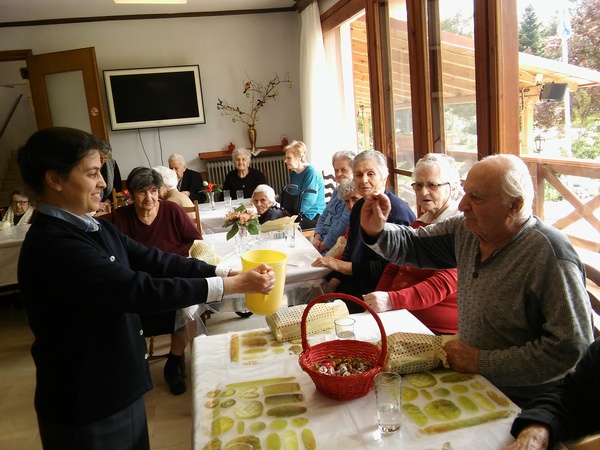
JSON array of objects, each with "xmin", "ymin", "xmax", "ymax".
[
  {"xmin": 198, "ymin": 199, "xmax": 250, "ymax": 234},
  {"xmin": 192, "ymin": 309, "xmax": 519, "ymax": 450},
  {"xmin": 0, "ymin": 225, "xmax": 30, "ymax": 287}
]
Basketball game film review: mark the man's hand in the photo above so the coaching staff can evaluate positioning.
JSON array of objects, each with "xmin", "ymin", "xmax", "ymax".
[
  {"xmin": 362, "ymin": 291, "xmax": 392, "ymax": 312},
  {"xmin": 361, "ymin": 192, "xmax": 391, "ymax": 238},
  {"xmin": 504, "ymin": 425, "xmax": 550, "ymax": 450},
  {"xmin": 223, "ymin": 264, "xmax": 275, "ymax": 295},
  {"xmin": 443, "ymin": 339, "xmax": 480, "ymax": 374}
]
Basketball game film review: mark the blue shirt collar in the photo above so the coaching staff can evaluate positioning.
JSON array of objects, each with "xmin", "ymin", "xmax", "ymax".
[{"xmin": 37, "ymin": 202, "xmax": 101, "ymax": 232}]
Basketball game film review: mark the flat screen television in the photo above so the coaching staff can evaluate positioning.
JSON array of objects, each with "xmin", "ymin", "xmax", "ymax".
[{"xmin": 103, "ymin": 65, "xmax": 205, "ymax": 130}]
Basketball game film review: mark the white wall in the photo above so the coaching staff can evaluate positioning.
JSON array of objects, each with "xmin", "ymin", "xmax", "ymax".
[{"xmin": 0, "ymin": 12, "xmax": 302, "ymax": 177}]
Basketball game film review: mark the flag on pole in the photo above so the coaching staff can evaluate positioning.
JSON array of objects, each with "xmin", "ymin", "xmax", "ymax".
[{"xmin": 557, "ymin": 6, "xmax": 572, "ymax": 39}]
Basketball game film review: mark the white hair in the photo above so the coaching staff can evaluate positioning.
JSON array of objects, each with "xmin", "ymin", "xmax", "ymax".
[
  {"xmin": 232, "ymin": 147, "xmax": 252, "ymax": 161},
  {"xmin": 337, "ymin": 178, "xmax": 356, "ymax": 199},
  {"xmin": 152, "ymin": 165, "xmax": 178, "ymax": 190},
  {"xmin": 168, "ymin": 153, "xmax": 186, "ymax": 166},
  {"xmin": 252, "ymin": 184, "xmax": 276, "ymax": 203},
  {"xmin": 352, "ymin": 150, "xmax": 389, "ymax": 178},
  {"xmin": 481, "ymin": 154, "xmax": 534, "ymax": 221},
  {"xmin": 414, "ymin": 153, "xmax": 463, "ymax": 200}
]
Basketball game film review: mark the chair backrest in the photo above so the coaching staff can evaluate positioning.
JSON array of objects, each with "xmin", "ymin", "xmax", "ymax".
[
  {"xmin": 112, "ymin": 188, "xmax": 119, "ymax": 207},
  {"xmin": 584, "ymin": 262, "xmax": 600, "ymax": 339},
  {"xmin": 181, "ymin": 200, "xmax": 203, "ymax": 235},
  {"xmin": 322, "ymin": 170, "xmax": 336, "ymax": 203}
]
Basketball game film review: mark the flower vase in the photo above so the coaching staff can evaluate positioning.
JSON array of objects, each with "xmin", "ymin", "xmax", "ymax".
[
  {"xmin": 248, "ymin": 125, "xmax": 257, "ymax": 153},
  {"xmin": 235, "ymin": 227, "xmax": 249, "ymax": 255},
  {"xmin": 207, "ymin": 192, "xmax": 216, "ymax": 210}
]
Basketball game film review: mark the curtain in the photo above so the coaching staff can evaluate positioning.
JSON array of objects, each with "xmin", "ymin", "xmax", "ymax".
[{"xmin": 299, "ymin": 2, "xmax": 337, "ymax": 174}]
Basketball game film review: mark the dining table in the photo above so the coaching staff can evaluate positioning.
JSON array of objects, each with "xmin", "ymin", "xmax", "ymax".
[
  {"xmin": 0, "ymin": 224, "xmax": 30, "ymax": 287},
  {"xmin": 201, "ymin": 228, "xmax": 330, "ymax": 313},
  {"xmin": 191, "ymin": 309, "xmax": 520, "ymax": 449},
  {"xmin": 198, "ymin": 199, "xmax": 246, "ymax": 234}
]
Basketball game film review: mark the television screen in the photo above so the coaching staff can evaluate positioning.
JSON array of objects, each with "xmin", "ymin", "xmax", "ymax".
[{"xmin": 103, "ymin": 65, "xmax": 205, "ymax": 130}]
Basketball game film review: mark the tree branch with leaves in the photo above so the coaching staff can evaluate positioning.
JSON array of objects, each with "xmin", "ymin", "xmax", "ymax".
[{"xmin": 217, "ymin": 73, "xmax": 292, "ymax": 127}]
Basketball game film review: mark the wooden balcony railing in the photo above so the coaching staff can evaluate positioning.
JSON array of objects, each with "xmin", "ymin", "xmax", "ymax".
[{"xmin": 522, "ymin": 155, "xmax": 600, "ymax": 253}]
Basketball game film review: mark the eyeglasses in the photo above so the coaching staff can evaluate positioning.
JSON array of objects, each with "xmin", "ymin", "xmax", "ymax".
[
  {"xmin": 12, "ymin": 200, "xmax": 29, "ymax": 206},
  {"xmin": 410, "ymin": 182, "xmax": 450, "ymax": 191}
]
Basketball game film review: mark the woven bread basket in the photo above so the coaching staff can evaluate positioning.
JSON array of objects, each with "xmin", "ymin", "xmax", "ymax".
[{"xmin": 298, "ymin": 293, "xmax": 387, "ymax": 401}]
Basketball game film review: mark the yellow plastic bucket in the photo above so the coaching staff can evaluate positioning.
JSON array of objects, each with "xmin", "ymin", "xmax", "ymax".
[{"xmin": 241, "ymin": 249, "xmax": 288, "ymax": 315}]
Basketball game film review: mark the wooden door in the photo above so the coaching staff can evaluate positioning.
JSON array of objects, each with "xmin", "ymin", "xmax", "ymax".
[{"xmin": 26, "ymin": 47, "xmax": 107, "ymax": 140}]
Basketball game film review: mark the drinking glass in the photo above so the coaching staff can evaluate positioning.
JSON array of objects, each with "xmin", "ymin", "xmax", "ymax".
[
  {"xmin": 334, "ymin": 317, "xmax": 355, "ymax": 339},
  {"xmin": 223, "ymin": 190, "xmax": 232, "ymax": 209},
  {"xmin": 236, "ymin": 190, "xmax": 244, "ymax": 204},
  {"xmin": 374, "ymin": 372, "xmax": 402, "ymax": 433},
  {"xmin": 284, "ymin": 223, "xmax": 296, "ymax": 248}
]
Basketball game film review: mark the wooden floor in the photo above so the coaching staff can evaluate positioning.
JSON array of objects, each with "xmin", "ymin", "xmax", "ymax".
[{"xmin": 0, "ymin": 294, "xmax": 264, "ymax": 450}]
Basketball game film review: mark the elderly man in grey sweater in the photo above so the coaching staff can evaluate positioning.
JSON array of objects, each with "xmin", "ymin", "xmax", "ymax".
[{"xmin": 359, "ymin": 154, "xmax": 592, "ymax": 406}]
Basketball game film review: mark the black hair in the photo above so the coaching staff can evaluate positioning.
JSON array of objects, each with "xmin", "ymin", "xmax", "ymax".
[
  {"xmin": 17, "ymin": 127, "xmax": 102, "ymax": 196},
  {"xmin": 126, "ymin": 167, "xmax": 163, "ymax": 193}
]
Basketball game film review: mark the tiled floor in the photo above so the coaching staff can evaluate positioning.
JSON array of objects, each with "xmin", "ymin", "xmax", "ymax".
[{"xmin": 0, "ymin": 294, "xmax": 266, "ymax": 450}]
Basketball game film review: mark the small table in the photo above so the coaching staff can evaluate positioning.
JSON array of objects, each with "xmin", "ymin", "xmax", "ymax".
[
  {"xmin": 191, "ymin": 309, "xmax": 519, "ymax": 449},
  {"xmin": 0, "ymin": 225, "xmax": 30, "ymax": 287},
  {"xmin": 203, "ymin": 229, "xmax": 330, "ymax": 312}
]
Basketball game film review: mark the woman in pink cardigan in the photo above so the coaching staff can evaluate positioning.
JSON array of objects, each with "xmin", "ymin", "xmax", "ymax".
[{"xmin": 362, "ymin": 154, "xmax": 463, "ymax": 334}]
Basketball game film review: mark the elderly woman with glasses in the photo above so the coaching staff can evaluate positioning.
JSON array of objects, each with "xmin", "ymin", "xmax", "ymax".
[
  {"xmin": 2, "ymin": 189, "xmax": 36, "ymax": 226},
  {"xmin": 223, "ymin": 148, "xmax": 268, "ymax": 200},
  {"xmin": 312, "ymin": 150, "xmax": 415, "ymax": 313},
  {"xmin": 362, "ymin": 153, "xmax": 463, "ymax": 334}
]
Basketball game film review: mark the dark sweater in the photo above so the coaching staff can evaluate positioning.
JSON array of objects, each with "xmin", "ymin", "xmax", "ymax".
[
  {"xmin": 222, "ymin": 167, "xmax": 268, "ymax": 199},
  {"xmin": 511, "ymin": 339, "xmax": 600, "ymax": 448},
  {"xmin": 18, "ymin": 212, "xmax": 217, "ymax": 426}
]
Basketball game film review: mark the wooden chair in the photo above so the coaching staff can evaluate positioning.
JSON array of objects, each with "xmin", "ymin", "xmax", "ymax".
[
  {"xmin": 147, "ymin": 336, "xmax": 186, "ymax": 379},
  {"xmin": 566, "ymin": 433, "xmax": 600, "ymax": 450},
  {"xmin": 181, "ymin": 200, "xmax": 202, "ymax": 234},
  {"xmin": 112, "ymin": 187, "xmax": 119, "ymax": 207},
  {"xmin": 322, "ymin": 170, "xmax": 336, "ymax": 203}
]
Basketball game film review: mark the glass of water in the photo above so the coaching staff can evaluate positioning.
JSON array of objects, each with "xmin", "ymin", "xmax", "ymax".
[
  {"xmin": 222, "ymin": 190, "xmax": 232, "ymax": 209},
  {"xmin": 236, "ymin": 190, "xmax": 244, "ymax": 204},
  {"xmin": 374, "ymin": 372, "xmax": 402, "ymax": 433}
]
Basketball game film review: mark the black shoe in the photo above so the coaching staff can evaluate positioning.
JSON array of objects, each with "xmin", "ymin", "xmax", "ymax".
[{"xmin": 164, "ymin": 367, "xmax": 187, "ymax": 395}]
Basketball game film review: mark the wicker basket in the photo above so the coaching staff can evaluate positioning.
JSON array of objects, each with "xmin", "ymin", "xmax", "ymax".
[{"xmin": 298, "ymin": 293, "xmax": 387, "ymax": 401}]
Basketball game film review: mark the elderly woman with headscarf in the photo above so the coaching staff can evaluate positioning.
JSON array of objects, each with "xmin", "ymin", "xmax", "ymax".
[
  {"xmin": 362, "ymin": 153, "xmax": 463, "ymax": 334},
  {"xmin": 100, "ymin": 167, "xmax": 202, "ymax": 396},
  {"xmin": 223, "ymin": 148, "xmax": 268, "ymax": 199},
  {"xmin": 283, "ymin": 140, "xmax": 326, "ymax": 229},
  {"xmin": 2, "ymin": 188, "xmax": 36, "ymax": 226},
  {"xmin": 252, "ymin": 184, "xmax": 286, "ymax": 224},
  {"xmin": 312, "ymin": 150, "xmax": 415, "ymax": 313},
  {"xmin": 312, "ymin": 150, "xmax": 355, "ymax": 254}
]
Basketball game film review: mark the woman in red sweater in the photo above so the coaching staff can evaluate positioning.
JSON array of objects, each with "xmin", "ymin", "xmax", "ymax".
[
  {"xmin": 362, "ymin": 154, "xmax": 463, "ymax": 334},
  {"xmin": 101, "ymin": 167, "xmax": 202, "ymax": 395}
]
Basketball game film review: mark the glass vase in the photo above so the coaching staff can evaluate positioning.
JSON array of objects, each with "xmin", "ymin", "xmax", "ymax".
[
  {"xmin": 207, "ymin": 191, "xmax": 216, "ymax": 210},
  {"xmin": 235, "ymin": 227, "xmax": 249, "ymax": 255}
]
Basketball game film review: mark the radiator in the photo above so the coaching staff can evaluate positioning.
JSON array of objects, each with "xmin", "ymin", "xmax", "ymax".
[{"xmin": 206, "ymin": 155, "xmax": 289, "ymax": 196}]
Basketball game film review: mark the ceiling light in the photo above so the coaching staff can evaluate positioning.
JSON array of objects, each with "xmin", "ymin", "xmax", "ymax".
[{"xmin": 114, "ymin": 0, "xmax": 187, "ymax": 4}]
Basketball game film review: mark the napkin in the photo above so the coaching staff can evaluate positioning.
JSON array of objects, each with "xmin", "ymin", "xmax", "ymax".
[
  {"xmin": 260, "ymin": 215, "xmax": 298, "ymax": 232},
  {"xmin": 265, "ymin": 299, "xmax": 349, "ymax": 342},
  {"xmin": 188, "ymin": 240, "xmax": 222, "ymax": 265},
  {"xmin": 378, "ymin": 332, "xmax": 458, "ymax": 374}
]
